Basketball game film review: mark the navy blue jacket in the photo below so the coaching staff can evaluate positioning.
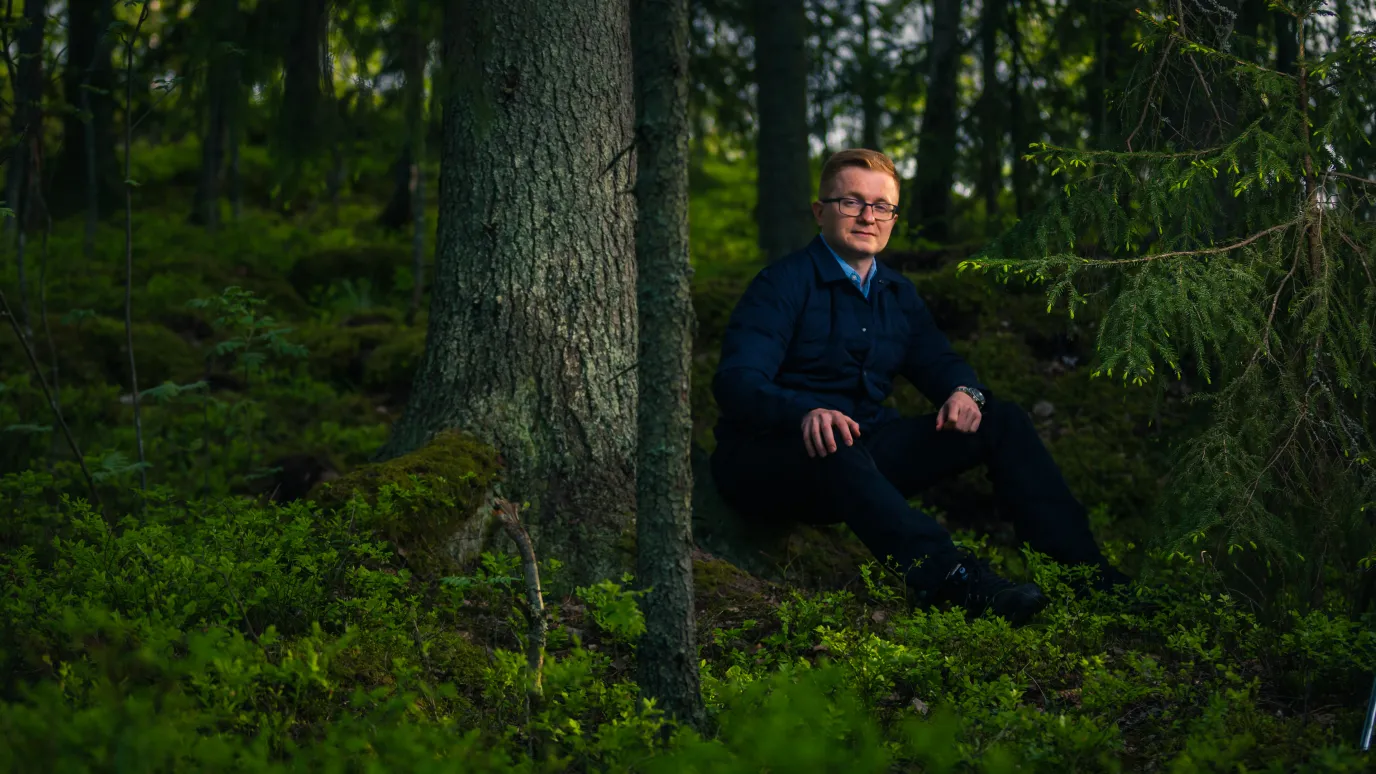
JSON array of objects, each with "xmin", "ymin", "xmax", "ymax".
[{"xmin": 712, "ymin": 235, "xmax": 989, "ymax": 443}]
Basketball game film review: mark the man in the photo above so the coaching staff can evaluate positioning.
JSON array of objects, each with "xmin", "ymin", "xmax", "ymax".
[{"xmin": 710, "ymin": 148, "xmax": 1127, "ymax": 626}]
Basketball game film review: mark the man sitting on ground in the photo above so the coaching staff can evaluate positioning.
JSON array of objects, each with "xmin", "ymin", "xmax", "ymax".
[{"xmin": 710, "ymin": 148, "xmax": 1128, "ymax": 626}]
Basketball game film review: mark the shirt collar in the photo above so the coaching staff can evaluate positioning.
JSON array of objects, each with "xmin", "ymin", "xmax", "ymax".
[{"xmin": 820, "ymin": 233, "xmax": 876, "ymax": 295}]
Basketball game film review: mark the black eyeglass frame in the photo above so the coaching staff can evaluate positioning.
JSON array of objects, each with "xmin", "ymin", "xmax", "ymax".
[{"xmin": 819, "ymin": 197, "xmax": 900, "ymax": 221}]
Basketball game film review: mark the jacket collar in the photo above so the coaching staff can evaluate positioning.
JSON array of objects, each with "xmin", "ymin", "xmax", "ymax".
[{"xmin": 805, "ymin": 233, "xmax": 900, "ymax": 292}]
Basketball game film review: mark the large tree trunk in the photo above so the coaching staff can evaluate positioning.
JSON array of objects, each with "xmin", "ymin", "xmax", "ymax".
[
  {"xmin": 631, "ymin": 0, "xmax": 706, "ymax": 729},
  {"xmin": 55, "ymin": 0, "xmax": 119, "ymax": 225},
  {"xmin": 382, "ymin": 0, "xmax": 639, "ymax": 585},
  {"xmin": 976, "ymin": 0, "xmax": 1002, "ymax": 230},
  {"xmin": 754, "ymin": 0, "xmax": 814, "ymax": 261},
  {"xmin": 909, "ymin": 0, "xmax": 960, "ymax": 242}
]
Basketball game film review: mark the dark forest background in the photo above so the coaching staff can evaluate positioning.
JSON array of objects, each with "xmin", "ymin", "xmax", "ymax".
[{"xmin": 2, "ymin": 0, "xmax": 1376, "ymax": 769}]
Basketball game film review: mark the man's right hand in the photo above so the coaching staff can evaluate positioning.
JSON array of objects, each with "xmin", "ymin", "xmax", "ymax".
[{"xmin": 802, "ymin": 408, "xmax": 861, "ymax": 458}]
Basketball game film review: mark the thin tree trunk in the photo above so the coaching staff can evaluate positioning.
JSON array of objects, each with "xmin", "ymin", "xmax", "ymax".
[
  {"xmin": 406, "ymin": 0, "xmax": 427, "ymax": 325},
  {"xmin": 910, "ymin": 0, "xmax": 959, "ymax": 242},
  {"xmin": 194, "ymin": 81, "xmax": 225, "ymax": 230},
  {"xmin": 0, "ymin": 285, "xmax": 100, "ymax": 509},
  {"xmin": 59, "ymin": 0, "xmax": 118, "ymax": 244},
  {"xmin": 1008, "ymin": 0, "xmax": 1030, "ymax": 217},
  {"xmin": 382, "ymin": 0, "xmax": 640, "ymax": 585},
  {"xmin": 279, "ymin": 0, "xmax": 328, "ymax": 201},
  {"xmin": 754, "ymin": 0, "xmax": 814, "ymax": 261},
  {"xmin": 6, "ymin": 0, "xmax": 46, "ymax": 242},
  {"xmin": 191, "ymin": 0, "xmax": 239, "ymax": 231},
  {"xmin": 977, "ymin": 0, "xmax": 1002, "ymax": 230},
  {"xmin": 377, "ymin": 146, "xmax": 414, "ymax": 230},
  {"xmin": 125, "ymin": 3, "xmax": 152, "ymax": 493},
  {"xmin": 228, "ymin": 127, "xmax": 242, "ymax": 219},
  {"xmin": 631, "ymin": 0, "xmax": 706, "ymax": 730},
  {"xmin": 810, "ymin": 0, "xmax": 832, "ymax": 160},
  {"xmin": 1275, "ymin": 11, "xmax": 1297, "ymax": 74},
  {"xmin": 858, "ymin": 0, "xmax": 881, "ymax": 152}
]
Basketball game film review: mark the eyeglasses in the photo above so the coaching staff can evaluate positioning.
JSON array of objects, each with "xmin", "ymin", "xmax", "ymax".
[{"xmin": 820, "ymin": 197, "xmax": 899, "ymax": 221}]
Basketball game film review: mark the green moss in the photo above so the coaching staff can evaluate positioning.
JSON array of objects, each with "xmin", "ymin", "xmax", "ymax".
[{"xmin": 313, "ymin": 431, "xmax": 503, "ymax": 575}]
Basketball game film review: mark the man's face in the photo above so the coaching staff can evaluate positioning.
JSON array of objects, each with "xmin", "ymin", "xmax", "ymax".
[{"xmin": 811, "ymin": 166, "xmax": 900, "ymax": 258}]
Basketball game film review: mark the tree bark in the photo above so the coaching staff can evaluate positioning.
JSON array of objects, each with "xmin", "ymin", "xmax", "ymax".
[
  {"xmin": 754, "ymin": 0, "xmax": 814, "ymax": 261},
  {"xmin": 56, "ymin": 0, "xmax": 119, "ymax": 222},
  {"xmin": 909, "ymin": 0, "xmax": 960, "ymax": 242},
  {"xmin": 976, "ymin": 0, "xmax": 1002, "ymax": 229},
  {"xmin": 631, "ymin": 0, "xmax": 706, "ymax": 730},
  {"xmin": 382, "ymin": 0, "xmax": 639, "ymax": 586}
]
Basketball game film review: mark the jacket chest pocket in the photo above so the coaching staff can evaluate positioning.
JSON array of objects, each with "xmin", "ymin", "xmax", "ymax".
[{"xmin": 792, "ymin": 303, "xmax": 834, "ymax": 348}]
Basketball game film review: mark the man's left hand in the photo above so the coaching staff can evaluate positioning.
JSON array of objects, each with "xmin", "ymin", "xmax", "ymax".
[{"xmin": 936, "ymin": 390, "xmax": 981, "ymax": 433}]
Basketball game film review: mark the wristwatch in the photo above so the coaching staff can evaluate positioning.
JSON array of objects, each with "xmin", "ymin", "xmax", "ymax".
[{"xmin": 954, "ymin": 386, "xmax": 985, "ymax": 410}]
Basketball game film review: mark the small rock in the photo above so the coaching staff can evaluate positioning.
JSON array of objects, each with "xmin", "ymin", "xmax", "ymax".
[
  {"xmin": 1032, "ymin": 400, "xmax": 1055, "ymax": 419},
  {"xmin": 911, "ymin": 697, "xmax": 930, "ymax": 715}
]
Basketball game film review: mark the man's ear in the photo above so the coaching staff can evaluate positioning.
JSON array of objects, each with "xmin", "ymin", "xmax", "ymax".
[{"xmin": 811, "ymin": 200, "xmax": 824, "ymax": 223}]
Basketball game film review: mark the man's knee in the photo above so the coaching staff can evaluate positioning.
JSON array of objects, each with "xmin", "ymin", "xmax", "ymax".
[{"xmin": 982, "ymin": 397, "xmax": 1034, "ymax": 433}]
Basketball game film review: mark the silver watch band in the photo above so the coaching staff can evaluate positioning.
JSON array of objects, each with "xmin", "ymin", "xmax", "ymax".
[{"xmin": 955, "ymin": 385, "xmax": 985, "ymax": 409}]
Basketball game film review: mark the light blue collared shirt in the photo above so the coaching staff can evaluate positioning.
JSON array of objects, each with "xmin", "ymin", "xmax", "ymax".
[{"xmin": 820, "ymin": 234, "xmax": 875, "ymax": 298}]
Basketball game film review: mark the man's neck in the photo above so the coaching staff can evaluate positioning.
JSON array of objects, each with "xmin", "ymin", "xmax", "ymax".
[{"xmin": 823, "ymin": 235, "xmax": 874, "ymax": 277}]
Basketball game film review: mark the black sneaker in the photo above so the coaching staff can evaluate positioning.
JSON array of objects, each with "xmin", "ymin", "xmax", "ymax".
[{"xmin": 933, "ymin": 551, "xmax": 1050, "ymax": 627}]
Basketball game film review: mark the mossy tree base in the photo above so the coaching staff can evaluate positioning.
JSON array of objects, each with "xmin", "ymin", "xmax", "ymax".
[{"xmin": 312, "ymin": 430, "xmax": 503, "ymax": 576}]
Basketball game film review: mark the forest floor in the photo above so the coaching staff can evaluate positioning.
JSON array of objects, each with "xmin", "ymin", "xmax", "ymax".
[{"xmin": 0, "ymin": 147, "xmax": 1373, "ymax": 771}]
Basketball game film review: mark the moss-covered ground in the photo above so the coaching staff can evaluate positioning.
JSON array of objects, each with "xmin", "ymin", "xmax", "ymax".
[{"xmin": 0, "ymin": 147, "xmax": 1372, "ymax": 771}]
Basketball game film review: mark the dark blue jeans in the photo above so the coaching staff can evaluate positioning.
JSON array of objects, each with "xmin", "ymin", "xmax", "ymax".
[{"xmin": 709, "ymin": 398, "xmax": 1109, "ymax": 592}]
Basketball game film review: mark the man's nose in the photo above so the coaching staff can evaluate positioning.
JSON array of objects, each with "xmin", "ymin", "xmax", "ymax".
[{"xmin": 857, "ymin": 206, "xmax": 878, "ymax": 224}]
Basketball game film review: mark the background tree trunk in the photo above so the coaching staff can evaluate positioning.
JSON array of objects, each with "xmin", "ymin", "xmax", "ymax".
[
  {"xmin": 858, "ymin": 0, "xmax": 881, "ymax": 152},
  {"xmin": 382, "ymin": 0, "xmax": 639, "ymax": 585},
  {"xmin": 909, "ymin": 0, "xmax": 959, "ymax": 242},
  {"xmin": 377, "ymin": 146, "xmax": 415, "ymax": 230},
  {"xmin": 277, "ymin": 0, "xmax": 329, "ymax": 202},
  {"xmin": 405, "ymin": 0, "xmax": 428, "ymax": 325},
  {"xmin": 1008, "ymin": 0, "xmax": 1030, "ymax": 217},
  {"xmin": 631, "ymin": 0, "xmax": 706, "ymax": 730},
  {"xmin": 191, "ymin": 0, "xmax": 241, "ymax": 230},
  {"xmin": 6, "ymin": 0, "xmax": 47, "ymax": 336},
  {"xmin": 1274, "ymin": 11, "xmax": 1297, "ymax": 74},
  {"xmin": 976, "ymin": 0, "xmax": 1002, "ymax": 231},
  {"xmin": 754, "ymin": 0, "xmax": 814, "ymax": 261},
  {"xmin": 56, "ymin": 0, "xmax": 119, "ymax": 224}
]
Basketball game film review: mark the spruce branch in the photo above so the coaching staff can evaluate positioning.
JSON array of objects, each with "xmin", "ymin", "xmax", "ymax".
[{"xmin": 1082, "ymin": 218, "xmax": 1301, "ymax": 265}]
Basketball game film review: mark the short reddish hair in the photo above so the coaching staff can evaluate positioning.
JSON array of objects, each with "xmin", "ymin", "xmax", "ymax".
[{"xmin": 819, "ymin": 149, "xmax": 901, "ymax": 199}]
